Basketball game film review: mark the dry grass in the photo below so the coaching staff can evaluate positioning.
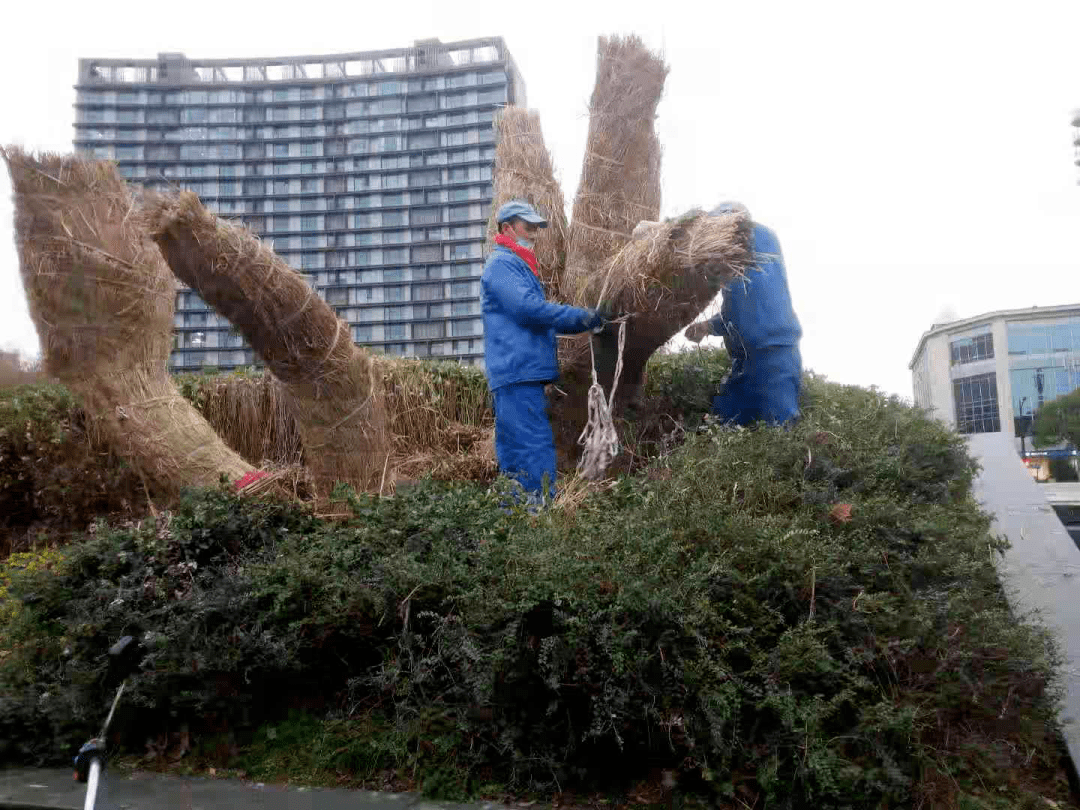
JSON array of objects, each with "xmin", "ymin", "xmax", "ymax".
[
  {"xmin": 487, "ymin": 106, "xmax": 569, "ymax": 294},
  {"xmin": 565, "ymin": 35, "xmax": 668, "ymax": 308},
  {"xmin": 139, "ymin": 191, "xmax": 389, "ymax": 498},
  {"xmin": 181, "ymin": 358, "xmax": 495, "ymax": 491},
  {"xmin": 2, "ymin": 147, "xmax": 253, "ymax": 491},
  {"xmin": 376, "ymin": 357, "xmax": 492, "ymax": 454},
  {"xmin": 391, "ymin": 424, "xmax": 497, "ymax": 485},
  {"xmin": 192, "ymin": 372, "xmax": 303, "ymax": 467}
]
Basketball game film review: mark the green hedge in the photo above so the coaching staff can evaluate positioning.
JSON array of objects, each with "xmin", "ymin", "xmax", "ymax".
[{"xmin": 1, "ymin": 362, "xmax": 1070, "ymax": 808}]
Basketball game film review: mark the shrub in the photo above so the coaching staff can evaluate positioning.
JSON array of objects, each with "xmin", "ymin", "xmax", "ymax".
[
  {"xmin": 0, "ymin": 352, "xmax": 1071, "ymax": 807},
  {"xmin": 0, "ymin": 382, "xmax": 146, "ymax": 552}
]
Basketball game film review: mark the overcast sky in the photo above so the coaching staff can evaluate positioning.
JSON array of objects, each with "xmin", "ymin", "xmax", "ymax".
[{"xmin": 2, "ymin": 0, "xmax": 1079, "ymax": 398}]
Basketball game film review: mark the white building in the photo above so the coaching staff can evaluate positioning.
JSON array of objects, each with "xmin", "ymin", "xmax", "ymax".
[{"xmin": 909, "ymin": 304, "xmax": 1080, "ymax": 451}]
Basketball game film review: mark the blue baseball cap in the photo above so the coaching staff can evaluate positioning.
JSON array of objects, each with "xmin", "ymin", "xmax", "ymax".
[{"xmin": 495, "ymin": 200, "xmax": 549, "ymax": 227}]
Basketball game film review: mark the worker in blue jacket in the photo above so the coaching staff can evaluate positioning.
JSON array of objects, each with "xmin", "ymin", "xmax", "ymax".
[
  {"xmin": 483, "ymin": 200, "xmax": 605, "ymax": 505},
  {"xmin": 684, "ymin": 202, "xmax": 803, "ymax": 426}
]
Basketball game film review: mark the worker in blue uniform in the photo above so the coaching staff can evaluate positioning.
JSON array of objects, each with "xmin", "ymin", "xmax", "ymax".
[
  {"xmin": 684, "ymin": 202, "xmax": 803, "ymax": 426},
  {"xmin": 482, "ymin": 200, "xmax": 606, "ymax": 505}
]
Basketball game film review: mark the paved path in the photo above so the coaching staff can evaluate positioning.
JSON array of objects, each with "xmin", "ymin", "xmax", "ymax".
[
  {"xmin": 0, "ymin": 767, "xmax": 503, "ymax": 810},
  {"xmin": 968, "ymin": 433, "xmax": 1080, "ymax": 772}
]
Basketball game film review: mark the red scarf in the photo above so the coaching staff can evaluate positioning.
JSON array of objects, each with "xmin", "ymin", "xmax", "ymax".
[{"xmin": 494, "ymin": 233, "xmax": 539, "ymax": 278}]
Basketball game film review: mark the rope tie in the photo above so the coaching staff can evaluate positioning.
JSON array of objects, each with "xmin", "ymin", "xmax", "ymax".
[{"xmin": 577, "ymin": 316, "xmax": 627, "ymax": 481}]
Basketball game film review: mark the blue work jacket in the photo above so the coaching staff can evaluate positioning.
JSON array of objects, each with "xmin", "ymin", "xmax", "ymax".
[
  {"xmin": 709, "ymin": 222, "xmax": 802, "ymax": 357},
  {"xmin": 481, "ymin": 246, "xmax": 593, "ymax": 391}
]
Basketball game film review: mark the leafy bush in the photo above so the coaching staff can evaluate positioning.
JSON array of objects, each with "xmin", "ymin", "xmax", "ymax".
[
  {"xmin": 0, "ymin": 352, "xmax": 1072, "ymax": 808},
  {"xmin": 0, "ymin": 383, "xmax": 145, "ymax": 551},
  {"xmin": 1033, "ymin": 388, "xmax": 1080, "ymax": 451}
]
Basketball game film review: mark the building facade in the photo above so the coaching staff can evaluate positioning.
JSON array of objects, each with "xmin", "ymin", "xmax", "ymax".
[
  {"xmin": 1073, "ymin": 109, "xmax": 1080, "ymax": 182},
  {"xmin": 910, "ymin": 304, "xmax": 1080, "ymax": 452},
  {"xmin": 72, "ymin": 39, "xmax": 526, "ymax": 370}
]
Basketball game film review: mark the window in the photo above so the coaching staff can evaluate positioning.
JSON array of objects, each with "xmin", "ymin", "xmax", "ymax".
[
  {"xmin": 352, "ymin": 325, "xmax": 374, "ymax": 342},
  {"xmin": 385, "ymin": 286, "xmax": 406, "ymax": 302},
  {"xmin": 414, "ymin": 283, "xmax": 444, "ymax": 301},
  {"xmin": 410, "ymin": 169, "xmax": 440, "ymax": 188},
  {"xmin": 449, "ymin": 243, "xmax": 476, "ymax": 260},
  {"xmin": 451, "ymin": 319, "xmax": 481, "ymax": 337},
  {"xmin": 386, "ymin": 323, "xmax": 407, "ymax": 340},
  {"xmin": 410, "ymin": 132, "xmax": 438, "ymax": 149},
  {"xmin": 413, "ymin": 245, "xmax": 441, "ymax": 262},
  {"xmin": 413, "ymin": 207, "xmax": 441, "ymax": 225},
  {"xmin": 953, "ymin": 373, "xmax": 1000, "ymax": 434},
  {"xmin": 451, "ymin": 281, "xmax": 474, "ymax": 298},
  {"xmin": 382, "ymin": 210, "xmax": 407, "ymax": 227},
  {"xmin": 414, "ymin": 321, "xmax": 444, "ymax": 339},
  {"xmin": 950, "ymin": 333, "xmax": 994, "ymax": 365},
  {"xmin": 409, "ymin": 94, "xmax": 437, "ymax": 113}
]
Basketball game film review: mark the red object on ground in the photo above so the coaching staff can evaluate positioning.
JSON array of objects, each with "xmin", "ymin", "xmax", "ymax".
[
  {"xmin": 233, "ymin": 470, "xmax": 269, "ymax": 491},
  {"xmin": 829, "ymin": 503, "xmax": 853, "ymax": 524}
]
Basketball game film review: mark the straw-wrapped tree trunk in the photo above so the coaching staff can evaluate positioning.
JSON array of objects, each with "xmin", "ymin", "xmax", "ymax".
[
  {"xmin": 2, "ymin": 148, "xmax": 254, "ymax": 492},
  {"xmin": 140, "ymin": 192, "xmax": 390, "ymax": 498},
  {"xmin": 542, "ymin": 36, "xmax": 751, "ymax": 471},
  {"xmin": 487, "ymin": 107, "xmax": 570, "ymax": 296}
]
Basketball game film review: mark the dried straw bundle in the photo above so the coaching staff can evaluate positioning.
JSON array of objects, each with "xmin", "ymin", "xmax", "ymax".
[
  {"xmin": 140, "ymin": 191, "xmax": 389, "ymax": 496},
  {"xmin": 587, "ymin": 209, "xmax": 754, "ymax": 316},
  {"xmin": 376, "ymin": 357, "xmax": 493, "ymax": 458},
  {"xmin": 195, "ymin": 373, "xmax": 304, "ymax": 467},
  {"xmin": 183, "ymin": 358, "xmax": 493, "ymax": 485},
  {"xmin": 564, "ymin": 35, "xmax": 668, "ymax": 306},
  {"xmin": 487, "ymin": 106, "xmax": 569, "ymax": 293},
  {"xmin": 2, "ymin": 148, "xmax": 252, "ymax": 491},
  {"xmin": 392, "ymin": 424, "xmax": 496, "ymax": 485}
]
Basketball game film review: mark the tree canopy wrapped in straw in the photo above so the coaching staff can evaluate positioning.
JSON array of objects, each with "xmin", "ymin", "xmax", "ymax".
[
  {"xmin": 139, "ymin": 191, "xmax": 389, "ymax": 497},
  {"xmin": 2, "ymin": 147, "xmax": 253, "ymax": 492},
  {"xmin": 487, "ymin": 106, "xmax": 569, "ymax": 294},
  {"xmin": 549, "ymin": 210, "xmax": 754, "ymax": 474},
  {"xmin": 586, "ymin": 209, "xmax": 753, "ymax": 318},
  {"xmin": 564, "ymin": 35, "xmax": 668, "ymax": 307}
]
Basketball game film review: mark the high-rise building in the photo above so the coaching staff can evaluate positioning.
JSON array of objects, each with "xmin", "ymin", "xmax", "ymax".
[{"xmin": 73, "ymin": 38, "xmax": 526, "ymax": 370}]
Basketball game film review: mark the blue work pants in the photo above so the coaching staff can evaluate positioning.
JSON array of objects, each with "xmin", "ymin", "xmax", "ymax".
[
  {"xmin": 712, "ymin": 346, "xmax": 802, "ymax": 427},
  {"xmin": 492, "ymin": 381, "xmax": 557, "ymax": 501}
]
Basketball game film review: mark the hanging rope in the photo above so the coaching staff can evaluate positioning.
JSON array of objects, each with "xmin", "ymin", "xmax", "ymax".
[{"xmin": 577, "ymin": 315, "xmax": 628, "ymax": 481}]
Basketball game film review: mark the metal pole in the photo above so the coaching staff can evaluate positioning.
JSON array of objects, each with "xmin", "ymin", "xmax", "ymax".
[{"xmin": 84, "ymin": 759, "xmax": 102, "ymax": 810}]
